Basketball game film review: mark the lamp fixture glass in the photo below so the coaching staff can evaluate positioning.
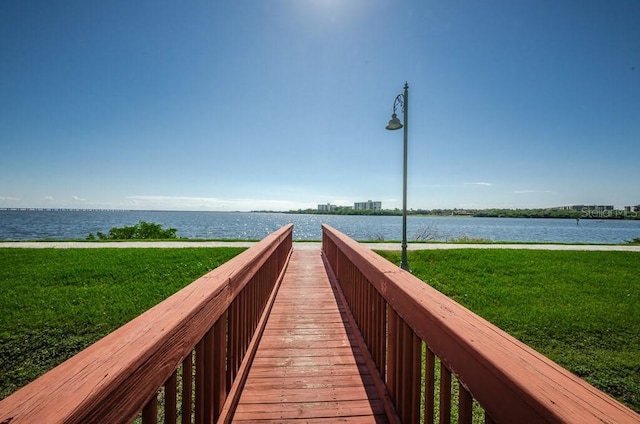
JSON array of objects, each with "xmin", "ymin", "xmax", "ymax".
[{"xmin": 386, "ymin": 113, "xmax": 403, "ymax": 130}]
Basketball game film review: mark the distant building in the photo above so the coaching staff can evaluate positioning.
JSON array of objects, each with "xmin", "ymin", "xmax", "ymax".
[
  {"xmin": 556, "ymin": 205, "xmax": 614, "ymax": 212},
  {"xmin": 318, "ymin": 203, "xmax": 337, "ymax": 212},
  {"xmin": 354, "ymin": 200, "xmax": 382, "ymax": 211},
  {"xmin": 555, "ymin": 205, "xmax": 584, "ymax": 211}
]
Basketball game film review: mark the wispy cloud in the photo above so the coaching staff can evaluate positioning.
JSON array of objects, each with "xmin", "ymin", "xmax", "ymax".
[
  {"xmin": 464, "ymin": 182, "xmax": 493, "ymax": 187},
  {"xmin": 72, "ymin": 195, "xmax": 86, "ymax": 201},
  {"xmin": 0, "ymin": 196, "xmax": 20, "ymax": 201},
  {"xmin": 125, "ymin": 195, "xmax": 310, "ymax": 211},
  {"xmin": 513, "ymin": 190, "xmax": 554, "ymax": 194}
]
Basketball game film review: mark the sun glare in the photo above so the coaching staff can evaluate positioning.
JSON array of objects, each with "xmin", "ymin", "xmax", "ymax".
[{"xmin": 290, "ymin": 0, "xmax": 368, "ymax": 27}]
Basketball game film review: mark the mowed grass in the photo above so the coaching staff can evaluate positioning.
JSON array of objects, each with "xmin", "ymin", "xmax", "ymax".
[
  {"xmin": 0, "ymin": 247, "xmax": 245, "ymax": 400},
  {"xmin": 376, "ymin": 249, "xmax": 640, "ymax": 412}
]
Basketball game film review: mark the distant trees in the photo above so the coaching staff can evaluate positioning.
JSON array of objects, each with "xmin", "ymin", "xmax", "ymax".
[
  {"xmin": 284, "ymin": 207, "xmax": 638, "ymax": 219},
  {"xmin": 472, "ymin": 208, "xmax": 581, "ymax": 219},
  {"xmin": 87, "ymin": 221, "xmax": 179, "ymax": 240},
  {"xmin": 285, "ymin": 208, "xmax": 401, "ymax": 216}
]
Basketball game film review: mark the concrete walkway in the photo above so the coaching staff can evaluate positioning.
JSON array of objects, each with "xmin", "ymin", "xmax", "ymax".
[{"xmin": 1, "ymin": 241, "xmax": 639, "ymax": 251}]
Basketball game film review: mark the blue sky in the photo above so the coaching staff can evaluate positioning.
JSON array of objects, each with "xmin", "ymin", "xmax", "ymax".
[{"xmin": 1, "ymin": 1, "xmax": 638, "ymax": 211}]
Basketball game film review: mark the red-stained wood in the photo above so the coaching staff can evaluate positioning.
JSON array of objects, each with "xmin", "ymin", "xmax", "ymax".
[
  {"xmin": 0, "ymin": 224, "xmax": 293, "ymax": 424},
  {"xmin": 322, "ymin": 224, "xmax": 640, "ymax": 424},
  {"xmin": 459, "ymin": 382, "xmax": 473, "ymax": 424},
  {"xmin": 165, "ymin": 370, "xmax": 177, "ymax": 424},
  {"xmin": 181, "ymin": 353, "xmax": 193, "ymax": 424},
  {"xmin": 142, "ymin": 394, "xmax": 158, "ymax": 424},
  {"xmin": 440, "ymin": 364, "xmax": 452, "ymax": 424},
  {"xmin": 424, "ymin": 346, "xmax": 436, "ymax": 424},
  {"xmin": 212, "ymin": 313, "xmax": 227, "ymax": 419},
  {"xmin": 232, "ymin": 250, "xmax": 394, "ymax": 423},
  {"xmin": 217, "ymin": 244, "xmax": 292, "ymax": 424}
]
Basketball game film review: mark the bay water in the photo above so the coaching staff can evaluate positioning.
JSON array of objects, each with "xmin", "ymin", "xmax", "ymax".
[{"xmin": 1, "ymin": 210, "xmax": 639, "ymax": 244}]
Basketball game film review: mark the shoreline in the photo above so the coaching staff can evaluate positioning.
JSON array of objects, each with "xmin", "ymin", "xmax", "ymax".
[{"xmin": 1, "ymin": 241, "xmax": 639, "ymax": 252}]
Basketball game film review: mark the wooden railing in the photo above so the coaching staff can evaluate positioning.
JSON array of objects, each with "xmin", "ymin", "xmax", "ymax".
[
  {"xmin": 0, "ymin": 224, "xmax": 293, "ymax": 424},
  {"xmin": 322, "ymin": 224, "xmax": 639, "ymax": 424}
]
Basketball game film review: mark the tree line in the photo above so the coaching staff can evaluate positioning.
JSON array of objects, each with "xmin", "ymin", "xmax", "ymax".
[{"xmin": 282, "ymin": 208, "xmax": 638, "ymax": 220}]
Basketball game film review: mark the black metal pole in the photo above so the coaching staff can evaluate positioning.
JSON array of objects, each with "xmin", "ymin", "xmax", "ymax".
[{"xmin": 400, "ymin": 82, "xmax": 410, "ymax": 271}]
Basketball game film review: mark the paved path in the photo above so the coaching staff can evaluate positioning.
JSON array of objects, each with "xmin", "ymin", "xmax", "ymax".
[{"xmin": 1, "ymin": 241, "xmax": 639, "ymax": 252}]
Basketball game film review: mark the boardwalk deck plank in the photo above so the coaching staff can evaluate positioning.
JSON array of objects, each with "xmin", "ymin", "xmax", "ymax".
[{"xmin": 232, "ymin": 249, "xmax": 389, "ymax": 423}]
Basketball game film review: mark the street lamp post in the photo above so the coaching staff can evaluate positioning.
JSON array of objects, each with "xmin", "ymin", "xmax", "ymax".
[{"xmin": 386, "ymin": 82, "xmax": 410, "ymax": 271}]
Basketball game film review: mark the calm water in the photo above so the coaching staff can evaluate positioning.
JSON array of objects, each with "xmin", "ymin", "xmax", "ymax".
[{"xmin": 1, "ymin": 210, "xmax": 639, "ymax": 243}]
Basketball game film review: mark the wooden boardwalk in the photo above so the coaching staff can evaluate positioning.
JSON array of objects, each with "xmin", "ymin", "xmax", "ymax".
[{"xmin": 233, "ymin": 249, "xmax": 390, "ymax": 423}]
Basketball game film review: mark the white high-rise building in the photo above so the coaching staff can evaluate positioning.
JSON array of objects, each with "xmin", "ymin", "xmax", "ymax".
[{"xmin": 354, "ymin": 200, "xmax": 382, "ymax": 211}]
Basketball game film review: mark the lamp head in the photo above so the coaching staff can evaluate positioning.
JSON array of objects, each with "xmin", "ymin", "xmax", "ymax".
[{"xmin": 386, "ymin": 113, "xmax": 403, "ymax": 130}]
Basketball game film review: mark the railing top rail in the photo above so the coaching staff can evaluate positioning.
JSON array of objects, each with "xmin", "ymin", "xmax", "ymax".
[
  {"xmin": 322, "ymin": 224, "xmax": 639, "ymax": 423},
  {"xmin": 0, "ymin": 224, "xmax": 293, "ymax": 424}
]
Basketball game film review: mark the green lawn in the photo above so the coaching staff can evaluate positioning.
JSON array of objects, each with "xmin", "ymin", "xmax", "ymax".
[
  {"xmin": 0, "ymin": 247, "xmax": 245, "ymax": 400},
  {"xmin": 2, "ymin": 247, "xmax": 638, "ymax": 414},
  {"xmin": 376, "ymin": 249, "xmax": 640, "ymax": 412}
]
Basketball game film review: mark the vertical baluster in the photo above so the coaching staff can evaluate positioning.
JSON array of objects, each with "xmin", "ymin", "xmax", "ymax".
[
  {"xmin": 353, "ymin": 269, "xmax": 359, "ymax": 323},
  {"xmin": 458, "ymin": 382, "xmax": 473, "ymax": 424},
  {"xmin": 165, "ymin": 370, "xmax": 177, "ymax": 424},
  {"xmin": 344, "ymin": 265, "xmax": 349, "ymax": 300},
  {"xmin": 440, "ymin": 364, "xmax": 452, "ymax": 424},
  {"xmin": 240, "ymin": 288, "xmax": 247, "ymax": 358},
  {"xmin": 373, "ymin": 289, "xmax": 380, "ymax": 370},
  {"xmin": 400, "ymin": 319, "xmax": 419, "ymax": 423},
  {"xmin": 399, "ymin": 319, "xmax": 410, "ymax": 422},
  {"xmin": 247, "ymin": 280, "xmax": 254, "ymax": 339},
  {"xmin": 424, "ymin": 346, "xmax": 435, "ymax": 424},
  {"xmin": 364, "ymin": 279, "xmax": 371, "ymax": 348},
  {"xmin": 359, "ymin": 275, "xmax": 365, "ymax": 340},
  {"xmin": 351, "ymin": 265, "xmax": 356, "ymax": 307},
  {"xmin": 252, "ymin": 273, "xmax": 257, "ymax": 334},
  {"xmin": 225, "ymin": 302, "xmax": 232, "ymax": 390},
  {"xmin": 228, "ymin": 299, "xmax": 239, "ymax": 384},
  {"xmin": 251, "ymin": 275, "xmax": 257, "ymax": 341},
  {"xmin": 246, "ymin": 280, "xmax": 253, "ymax": 352},
  {"xmin": 235, "ymin": 295, "xmax": 241, "ymax": 378},
  {"xmin": 237, "ymin": 291, "xmax": 243, "ymax": 371},
  {"xmin": 225, "ymin": 303, "xmax": 233, "ymax": 391},
  {"xmin": 142, "ymin": 394, "xmax": 158, "ymax": 424},
  {"xmin": 248, "ymin": 278, "xmax": 252, "ymax": 344},
  {"xmin": 195, "ymin": 339, "xmax": 205, "ymax": 424},
  {"xmin": 350, "ymin": 262, "xmax": 356, "ymax": 307},
  {"xmin": 369, "ymin": 284, "xmax": 375, "ymax": 352},
  {"xmin": 213, "ymin": 312, "xmax": 227, "ymax": 420},
  {"xmin": 378, "ymin": 296, "xmax": 387, "ymax": 378},
  {"xmin": 241, "ymin": 283, "xmax": 247, "ymax": 360},
  {"xmin": 386, "ymin": 306, "xmax": 397, "ymax": 404},
  {"xmin": 336, "ymin": 250, "xmax": 343, "ymax": 289},
  {"xmin": 359, "ymin": 273, "xmax": 365, "ymax": 328},
  {"xmin": 182, "ymin": 353, "xmax": 193, "ymax": 424},
  {"xmin": 410, "ymin": 331, "xmax": 421, "ymax": 424},
  {"xmin": 371, "ymin": 290, "xmax": 380, "ymax": 372},
  {"xmin": 237, "ymin": 290, "xmax": 244, "ymax": 361},
  {"xmin": 203, "ymin": 328, "xmax": 214, "ymax": 423}
]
